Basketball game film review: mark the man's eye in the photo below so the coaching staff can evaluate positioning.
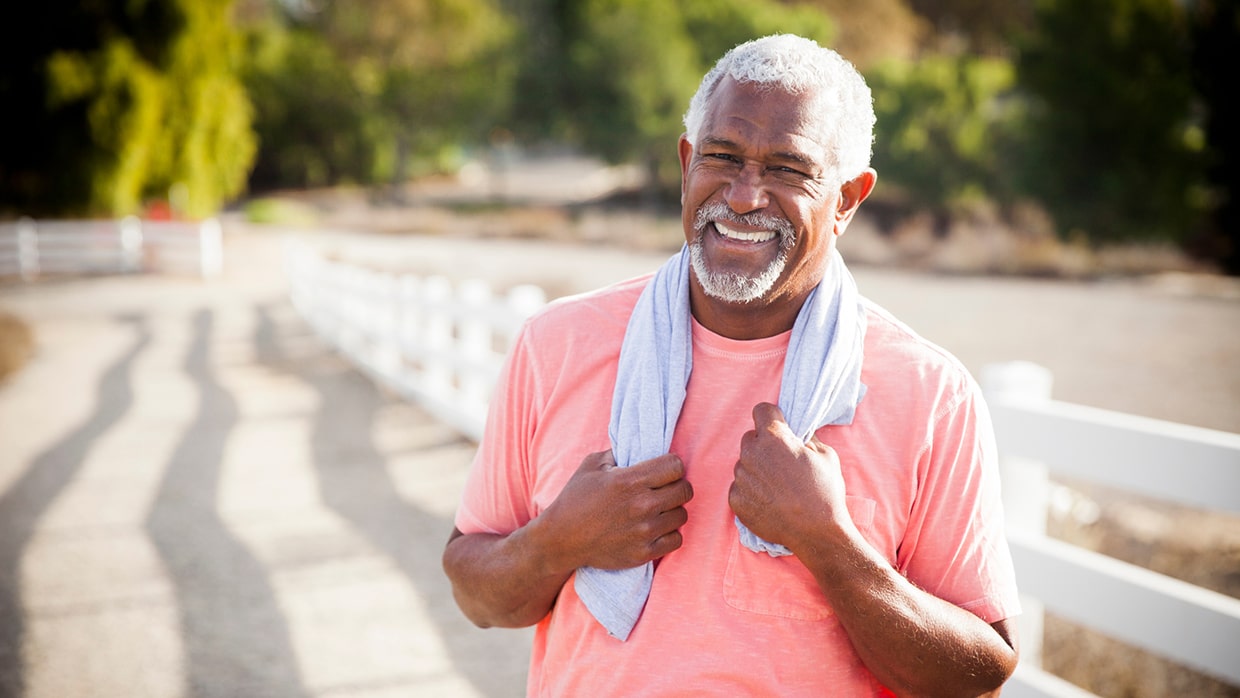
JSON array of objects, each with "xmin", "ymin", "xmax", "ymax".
[{"xmin": 706, "ymin": 153, "xmax": 739, "ymax": 162}]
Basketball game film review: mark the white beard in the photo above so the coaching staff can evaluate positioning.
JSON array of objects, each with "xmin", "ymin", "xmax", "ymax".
[{"xmin": 689, "ymin": 203, "xmax": 794, "ymax": 304}]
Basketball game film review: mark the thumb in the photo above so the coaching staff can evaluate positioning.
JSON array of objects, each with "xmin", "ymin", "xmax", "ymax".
[
  {"xmin": 751, "ymin": 402, "xmax": 790, "ymax": 434},
  {"xmin": 579, "ymin": 449, "xmax": 618, "ymax": 473}
]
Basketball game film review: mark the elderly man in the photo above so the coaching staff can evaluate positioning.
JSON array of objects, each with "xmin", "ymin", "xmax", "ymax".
[{"xmin": 443, "ymin": 34, "xmax": 1021, "ymax": 696}]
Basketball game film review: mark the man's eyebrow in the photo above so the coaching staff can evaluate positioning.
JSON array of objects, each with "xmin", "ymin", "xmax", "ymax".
[
  {"xmin": 770, "ymin": 150, "xmax": 819, "ymax": 172},
  {"xmin": 698, "ymin": 137, "xmax": 820, "ymax": 172},
  {"xmin": 699, "ymin": 136, "xmax": 739, "ymax": 151}
]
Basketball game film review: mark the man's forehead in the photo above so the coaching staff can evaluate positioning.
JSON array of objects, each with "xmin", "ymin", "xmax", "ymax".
[{"xmin": 699, "ymin": 93, "xmax": 830, "ymax": 167}]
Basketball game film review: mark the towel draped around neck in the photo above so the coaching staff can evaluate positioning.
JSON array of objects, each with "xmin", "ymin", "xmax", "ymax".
[{"xmin": 573, "ymin": 244, "xmax": 868, "ymax": 641}]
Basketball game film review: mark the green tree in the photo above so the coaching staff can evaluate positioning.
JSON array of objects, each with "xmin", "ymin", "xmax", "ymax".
[
  {"xmin": 904, "ymin": 0, "xmax": 1034, "ymax": 54},
  {"xmin": 243, "ymin": 26, "xmax": 380, "ymax": 188},
  {"xmin": 316, "ymin": 0, "xmax": 515, "ymax": 186},
  {"xmin": 240, "ymin": 0, "xmax": 515, "ymax": 192},
  {"xmin": 868, "ymin": 53, "xmax": 1020, "ymax": 231},
  {"xmin": 1, "ymin": 0, "xmax": 255, "ymax": 218},
  {"xmin": 561, "ymin": 0, "xmax": 701, "ymax": 194},
  {"xmin": 550, "ymin": 0, "xmax": 836, "ymax": 201},
  {"xmin": 1015, "ymin": 0, "xmax": 1205, "ymax": 245},
  {"xmin": 1189, "ymin": 0, "xmax": 1240, "ymax": 273}
]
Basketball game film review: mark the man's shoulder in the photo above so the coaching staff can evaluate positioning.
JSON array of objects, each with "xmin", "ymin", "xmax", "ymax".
[{"xmin": 860, "ymin": 297, "xmax": 977, "ymax": 399}]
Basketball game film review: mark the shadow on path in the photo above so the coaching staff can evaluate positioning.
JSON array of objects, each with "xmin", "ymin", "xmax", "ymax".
[
  {"xmin": 145, "ymin": 309, "xmax": 311, "ymax": 698},
  {"xmin": 254, "ymin": 302, "xmax": 530, "ymax": 697},
  {"xmin": 0, "ymin": 314, "xmax": 150, "ymax": 698}
]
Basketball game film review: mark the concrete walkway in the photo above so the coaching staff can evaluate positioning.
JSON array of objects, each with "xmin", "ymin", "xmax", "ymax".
[{"xmin": 0, "ymin": 230, "xmax": 532, "ymax": 698}]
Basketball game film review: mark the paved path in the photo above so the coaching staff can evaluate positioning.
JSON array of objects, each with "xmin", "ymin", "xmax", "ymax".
[
  {"xmin": 1, "ymin": 222, "xmax": 1237, "ymax": 698},
  {"xmin": 0, "ymin": 230, "xmax": 532, "ymax": 698}
]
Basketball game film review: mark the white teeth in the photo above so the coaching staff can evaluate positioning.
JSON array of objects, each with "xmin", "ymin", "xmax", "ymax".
[{"xmin": 716, "ymin": 223, "xmax": 777, "ymax": 243}]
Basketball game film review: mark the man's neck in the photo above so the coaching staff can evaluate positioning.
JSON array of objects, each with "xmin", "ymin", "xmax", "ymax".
[{"xmin": 688, "ymin": 283, "xmax": 811, "ymax": 340}]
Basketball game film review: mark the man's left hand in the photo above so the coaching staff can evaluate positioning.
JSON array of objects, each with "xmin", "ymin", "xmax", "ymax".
[{"xmin": 729, "ymin": 402, "xmax": 851, "ymax": 553}]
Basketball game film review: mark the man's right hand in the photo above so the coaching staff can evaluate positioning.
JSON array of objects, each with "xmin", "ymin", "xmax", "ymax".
[
  {"xmin": 443, "ymin": 450, "xmax": 691, "ymax": 629},
  {"xmin": 535, "ymin": 450, "xmax": 693, "ymax": 573}
]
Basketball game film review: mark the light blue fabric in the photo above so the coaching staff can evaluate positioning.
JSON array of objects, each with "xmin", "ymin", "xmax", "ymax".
[{"xmin": 574, "ymin": 244, "xmax": 868, "ymax": 641}]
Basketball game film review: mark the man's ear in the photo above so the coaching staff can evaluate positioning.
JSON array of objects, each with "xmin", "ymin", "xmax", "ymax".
[
  {"xmin": 833, "ymin": 169, "xmax": 877, "ymax": 237},
  {"xmin": 838, "ymin": 169, "xmax": 877, "ymax": 218},
  {"xmin": 678, "ymin": 135, "xmax": 693, "ymax": 204},
  {"xmin": 836, "ymin": 168, "xmax": 876, "ymax": 216}
]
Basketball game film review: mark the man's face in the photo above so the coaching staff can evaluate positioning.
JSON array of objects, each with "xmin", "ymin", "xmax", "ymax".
[{"xmin": 679, "ymin": 77, "xmax": 854, "ymax": 311}]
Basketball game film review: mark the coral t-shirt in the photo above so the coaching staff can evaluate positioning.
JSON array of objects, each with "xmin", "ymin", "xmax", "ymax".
[{"xmin": 455, "ymin": 274, "xmax": 1021, "ymax": 697}]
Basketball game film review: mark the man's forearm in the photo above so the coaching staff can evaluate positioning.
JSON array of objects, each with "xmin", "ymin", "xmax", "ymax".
[
  {"xmin": 442, "ymin": 526, "xmax": 573, "ymax": 629},
  {"xmin": 796, "ymin": 526, "xmax": 1018, "ymax": 697}
]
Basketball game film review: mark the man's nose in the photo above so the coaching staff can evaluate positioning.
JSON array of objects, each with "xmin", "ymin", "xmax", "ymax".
[{"xmin": 724, "ymin": 163, "xmax": 769, "ymax": 214}]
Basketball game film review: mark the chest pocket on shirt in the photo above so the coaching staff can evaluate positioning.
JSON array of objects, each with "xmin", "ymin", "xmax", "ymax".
[{"xmin": 723, "ymin": 495, "xmax": 877, "ymax": 621}]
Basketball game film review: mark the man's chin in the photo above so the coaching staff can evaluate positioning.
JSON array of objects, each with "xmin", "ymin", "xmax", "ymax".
[{"xmin": 688, "ymin": 240, "xmax": 783, "ymax": 303}]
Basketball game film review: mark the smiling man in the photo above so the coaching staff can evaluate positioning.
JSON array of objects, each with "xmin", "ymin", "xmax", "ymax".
[{"xmin": 443, "ymin": 35, "xmax": 1021, "ymax": 697}]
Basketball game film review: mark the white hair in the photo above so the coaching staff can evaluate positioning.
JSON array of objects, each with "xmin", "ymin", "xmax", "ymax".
[{"xmin": 682, "ymin": 34, "xmax": 875, "ymax": 185}]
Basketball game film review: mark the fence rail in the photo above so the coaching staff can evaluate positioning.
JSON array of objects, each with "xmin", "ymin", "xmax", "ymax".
[
  {"xmin": 0, "ymin": 217, "xmax": 222, "ymax": 280},
  {"xmin": 285, "ymin": 241, "xmax": 545, "ymax": 441},
  {"xmin": 982, "ymin": 362, "xmax": 1240, "ymax": 697},
  {"xmin": 285, "ymin": 243, "xmax": 1240, "ymax": 697}
]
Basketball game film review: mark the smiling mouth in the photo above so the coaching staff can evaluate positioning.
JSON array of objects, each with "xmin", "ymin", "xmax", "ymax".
[{"xmin": 714, "ymin": 222, "xmax": 778, "ymax": 243}]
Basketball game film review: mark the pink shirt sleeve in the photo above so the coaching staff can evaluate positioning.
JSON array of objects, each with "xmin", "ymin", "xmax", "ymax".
[
  {"xmin": 898, "ymin": 380, "xmax": 1021, "ymax": 624},
  {"xmin": 454, "ymin": 325, "xmax": 539, "ymax": 536}
]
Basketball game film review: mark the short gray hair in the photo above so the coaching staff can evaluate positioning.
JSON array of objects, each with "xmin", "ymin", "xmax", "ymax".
[{"xmin": 682, "ymin": 34, "xmax": 875, "ymax": 185}]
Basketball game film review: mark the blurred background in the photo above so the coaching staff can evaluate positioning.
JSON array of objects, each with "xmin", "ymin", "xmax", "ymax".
[
  {"xmin": 1, "ymin": 1, "xmax": 1239, "ymax": 697},
  {"xmin": 1, "ymin": 0, "xmax": 1237, "ymax": 277}
]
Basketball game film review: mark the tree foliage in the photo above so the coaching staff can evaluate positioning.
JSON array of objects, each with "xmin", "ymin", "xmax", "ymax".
[
  {"xmin": 1015, "ymin": 0, "xmax": 1204, "ymax": 244},
  {"xmin": 0, "ymin": 0, "xmax": 255, "ymax": 218},
  {"xmin": 243, "ymin": 26, "xmax": 380, "ymax": 188},
  {"xmin": 868, "ymin": 53, "xmax": 1020, "ymax": 227},
  {"xmin": 1188, "ymin": 0, "xmax": 1240, "ymax": 273},
  {"xmin": 241, "ymin": 0, "xmax": 515, "ymax": 191},
  {"xmin": 531, "ymin": 0, "xmax": 836, "ymax": 197},
  {"xmin": 5, "ymin": 0, "xmax": 1232, "ymax": 272}
]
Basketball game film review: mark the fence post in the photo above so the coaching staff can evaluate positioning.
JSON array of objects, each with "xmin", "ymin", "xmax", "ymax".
[
  {"xmin": 375, "ymin": 271, "xmax": 401, "ymax": 381},
  {"xmin": 120, "ymin": 216, "xmax": 144, "ymax": 273},
  {"xmin": 505, "ymin": 284, "xmax": 546, "ymax": 340},
  {"xmin": 457, "ymin": 279, "xmax": 494, "ymax": 410},
  {"xmin": 422, "ymin": 276, "xmax": 454, "ymax": 398},
  {"xmin": 396, "ymin": 275, "xmax": 422, "ymax": 389},
  {"xmin": 198, "ymin": 218, "xmax": 223, "ymax": 278},
  {"xmin": 17, "ymin": 218, "xmax": 39, "ymax": 281},
  {"xmin": 981, "ymin": 360, "xmax": 1053, "ymax": 669}
]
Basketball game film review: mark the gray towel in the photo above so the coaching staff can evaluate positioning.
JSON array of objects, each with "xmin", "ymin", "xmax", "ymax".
[{"xmin": 573, "ymin": 245, "xmax": 867, "ymax": 641}]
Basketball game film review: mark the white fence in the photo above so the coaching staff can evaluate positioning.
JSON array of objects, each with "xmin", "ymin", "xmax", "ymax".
[
  {"xmin": 285, "ymin": 242, "xmax": 545, "ymax": 441},
  {"xmin": 0, "ymin": 217, "xmax": 223, "ymax": 280},
  {"xmin": 982, "ymin": 362, "xmax": 1240, "ymax": 697},
  {"xmin": 285, "ymin": 243, "xmax": 1240, "ymax": 696}
]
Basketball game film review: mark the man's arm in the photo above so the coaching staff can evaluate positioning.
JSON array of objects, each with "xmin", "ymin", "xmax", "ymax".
[
  {"xmin": 443, "ymin": 450, "xmax": 693, "ymax": 628},
  {"xmin": 730, "ymin": 403, "xmax": 1018, "ymax": 698}
]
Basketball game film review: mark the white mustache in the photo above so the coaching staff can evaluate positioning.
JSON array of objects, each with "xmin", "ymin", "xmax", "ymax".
[{"xmin": 693, "ymin": 202, "xmax": 794, "ymax": 241}]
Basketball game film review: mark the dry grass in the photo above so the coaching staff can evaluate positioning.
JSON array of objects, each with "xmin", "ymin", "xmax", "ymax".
[
  {"xmin": 1043, "ymin": 482, "xmax": 1240, "ymax": 696},
  {"xmin": 0, "ymin": 308, "xmax": 34, "ymax": 383}
]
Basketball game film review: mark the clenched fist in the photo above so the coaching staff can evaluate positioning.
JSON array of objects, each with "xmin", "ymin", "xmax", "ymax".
[
  {"xmin": 729, "ymin": 402, "xmax": 850, "ymax": 554},
  {"xmin": 538, "ymin": 450, "xmax": 694, "ymax": 572}
]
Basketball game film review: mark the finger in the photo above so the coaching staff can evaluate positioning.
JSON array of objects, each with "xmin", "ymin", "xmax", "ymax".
[
  {"xmin": 577, "ymin": 449, "xmax": 616, "ymax": 473},
  {"xmin": 652, "ymin": 475, "xmax": 694, "ymax": 508},
  {"xmin": 751, "ymin": 402, "xmax": 789, "ymax": 433},
  {"xmin": 627, "ymin": 453, "xmax": 685, "ymax": 487},
  {"xmin": 649, "ymin": 529, "xmax": 684, "ymax": 559},
  {"xmin": 653, "ymin": 505, "xmax": 689, "ymax": 535}
]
